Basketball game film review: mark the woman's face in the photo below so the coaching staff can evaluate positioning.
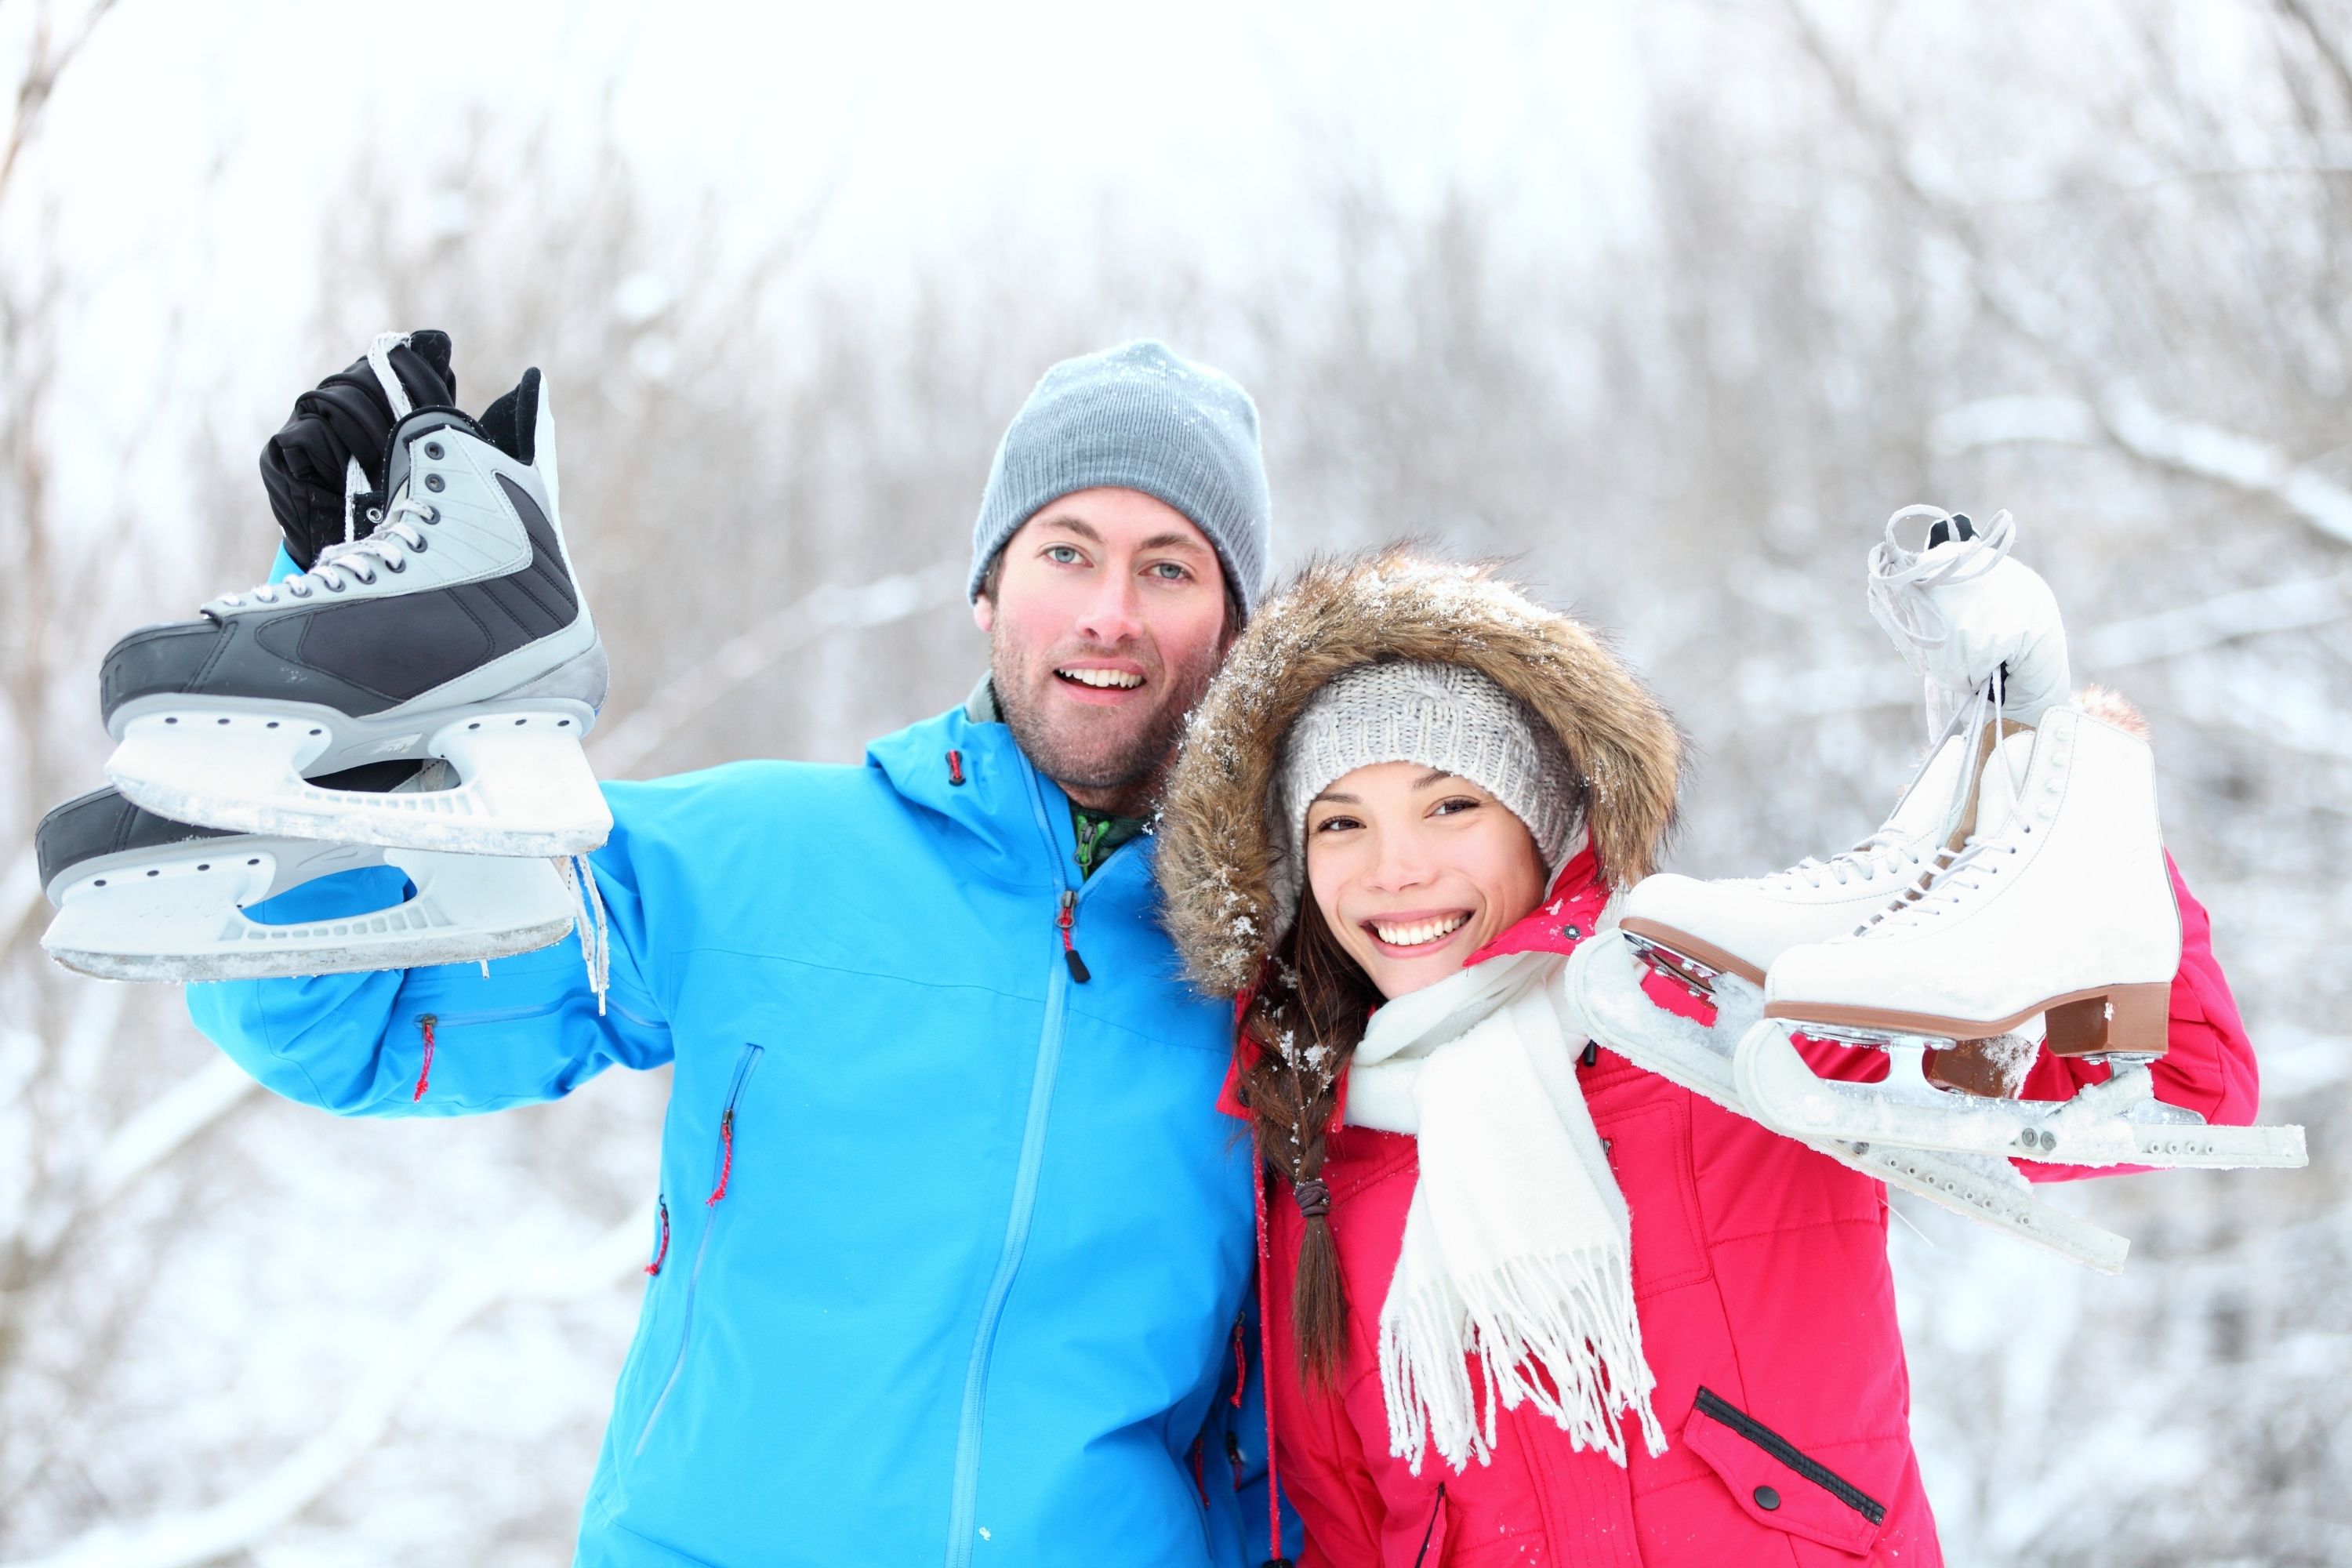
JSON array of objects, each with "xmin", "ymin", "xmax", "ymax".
[{"xmin": 1304, "ymin": 760, "xmax": 1550, "ymax": 1000}]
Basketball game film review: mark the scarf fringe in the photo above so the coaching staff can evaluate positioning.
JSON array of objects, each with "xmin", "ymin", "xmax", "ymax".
[{"xmin": 1380, "ymin": 1244, "xmax": 1667, "ymax": 1475}]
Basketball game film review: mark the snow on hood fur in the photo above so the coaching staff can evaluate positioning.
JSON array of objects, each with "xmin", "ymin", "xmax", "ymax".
[{"xmin": 1156, "ymin": 546, "xmax": 1683, "ymax": 998}]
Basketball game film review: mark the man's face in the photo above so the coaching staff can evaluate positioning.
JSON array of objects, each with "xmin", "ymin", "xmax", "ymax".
[{"xmin": 973, "ymin": 488, "xmax": 1232, "ymax": 815}]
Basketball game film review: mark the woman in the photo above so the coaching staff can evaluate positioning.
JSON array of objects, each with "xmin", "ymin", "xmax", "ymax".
[{"xmin": 1155, "ymin": 546, "xmax": 2260, "ymax": 1566}]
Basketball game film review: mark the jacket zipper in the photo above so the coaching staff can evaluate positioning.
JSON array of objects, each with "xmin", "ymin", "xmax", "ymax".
[
  {"xmin": 633, "ymin": 1041, "xmax": 763, "ymax": 1457},
  {"xmin": 942, "ymin": 761, "xmax": 1132, "ymax": 1567}
]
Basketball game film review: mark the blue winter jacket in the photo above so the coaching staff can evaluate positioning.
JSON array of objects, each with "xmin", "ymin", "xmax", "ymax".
[{"xmin": 187, "ymin": 695, "xmax": 1283, "ymax": 1567}]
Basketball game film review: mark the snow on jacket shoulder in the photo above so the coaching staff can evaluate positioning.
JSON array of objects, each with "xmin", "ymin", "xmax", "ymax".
[{"xmin": 187, "ymin": 705, "xmax": 1268, "ymax": 1568}]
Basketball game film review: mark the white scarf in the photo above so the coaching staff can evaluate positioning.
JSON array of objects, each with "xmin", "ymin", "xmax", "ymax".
[{"xmin": 1346, "ymin": 949, "xmax": 1668, "ymax": 1475}]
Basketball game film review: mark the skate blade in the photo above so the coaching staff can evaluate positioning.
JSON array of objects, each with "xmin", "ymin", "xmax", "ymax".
[
  {"xmin": 1570, "ymin": 938, "xmax": 2129, "ymax": 1270},
  {"xmin": 1566, "ymin": 931, "xmax": 1762, "ymax": 1112},
  {"xmin": 42, "ymin": 844, "xmax": 577, "ymax": 982},
  {"xmin": 1835, "ymin": 1142, "xmax": 2130, "ymax": 1273},
  {"xmin": 107, "ymin": 708, "xmax": 612, "ymax": 856},
  {"xmin": 1737, "ymin": 1021, "xmax": 2309, "ymax": 1171}
]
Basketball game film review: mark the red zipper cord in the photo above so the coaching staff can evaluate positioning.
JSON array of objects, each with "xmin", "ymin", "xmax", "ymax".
[
  {"xmin": 1057, "ymin": 891, "xmax": 1091, "ymax": 982},
  {"xmin": 706, "ymin": 1110, "xmax": 735, "ymax": 1206},
  {"xmin": 412, "ymin": 1014, "xmax": 437, "ymax": 1102},
  {"xmin": 1255, "ymin": 1153, "xmax": 1283, "ymax": 1564},
  {"xmin": 946, "ymin": 749, "xmax": 966, "ymax": 786},
  {"xmin": 1231, "ymin": 1316, "xmax": 1247, "ymax": 1410},
  {"xmin": 644, "ymin": 1200, "xmax": 670, "ymax": 1276}
]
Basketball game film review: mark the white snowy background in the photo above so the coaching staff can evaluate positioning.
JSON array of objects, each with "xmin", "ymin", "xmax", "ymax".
[{"xmin": 2, "ymin": 1, "xmax": 2347, "ymax": 1563}]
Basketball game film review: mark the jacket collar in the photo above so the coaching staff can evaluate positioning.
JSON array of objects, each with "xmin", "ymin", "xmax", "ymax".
[{"xmin": 867, "ymin": 694, "xmax": 1154, "ymax": 895}]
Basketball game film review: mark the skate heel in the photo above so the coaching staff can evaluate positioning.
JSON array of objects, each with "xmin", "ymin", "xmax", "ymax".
[{"xmin": 2045, "ymin": 982, "xmax": 2170, "ymax": 1059}]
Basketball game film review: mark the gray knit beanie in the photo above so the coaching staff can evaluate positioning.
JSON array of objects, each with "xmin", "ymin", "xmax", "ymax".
[
  {"xmin": 1273, "ymin": 661, "xmax": 1581, "ymax": 920},
  {"xmin": 968, "ymin": 339, "xmax": 1272, "ymax": 613}
]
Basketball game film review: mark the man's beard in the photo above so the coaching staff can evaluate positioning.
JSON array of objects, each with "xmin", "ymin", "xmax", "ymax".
[{"xmin": 989, "ymin": 629, "xmax": 1223, "ymax": 817}]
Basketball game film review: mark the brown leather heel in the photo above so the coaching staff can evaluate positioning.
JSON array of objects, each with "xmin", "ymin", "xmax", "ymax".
[{"xmin": 2045, "ymin": 982, "xmax": 2171, "ymax": 1058}]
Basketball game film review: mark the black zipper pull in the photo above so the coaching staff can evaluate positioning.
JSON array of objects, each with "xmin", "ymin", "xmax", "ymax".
[{"xmin": 1057, "ymin": 889, "xmax": 1091, "ymax": 982}]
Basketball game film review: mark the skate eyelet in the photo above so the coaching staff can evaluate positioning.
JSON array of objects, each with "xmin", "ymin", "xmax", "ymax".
[
  {"xmin": 385, "ymin": 557, "xmax": 406, "ymax": 573},
  {"xmin": 412, "ymin": 538, "xmax": 429, "ymax": 553},
  {"xmin": 423, "ymin": 441, "xmax": 445, "ymax": 459},
  {"xmin": 425, "ymin": 474, "xmax": 445, "ymax": 492},
  {"xmin": 323, "ymin": 579, "xmax": 347, "ymax": 593},
  {"xmin": 366, "ymin": 506, "xmax": 383, "ymax": 524},
  {"xmin": 290, "ymin": 583, "xmax": 312, "ymax": 598},
  {"xmin": 354, "ymin": 571, "xmax": 376, "ymax": 586},
  {"xmin": 422, "ymin": 506, "xmax": 439, "ymax": 524}
]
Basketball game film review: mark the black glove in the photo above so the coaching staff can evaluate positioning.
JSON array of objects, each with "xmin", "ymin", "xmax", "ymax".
[{"xmin": 260, "ymin": 331, "xmax": 456, "ymax": 568}]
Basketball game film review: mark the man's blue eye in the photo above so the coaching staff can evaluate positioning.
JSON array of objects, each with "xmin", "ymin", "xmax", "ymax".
[
  {"xmin": 1047, "ymin": 546, "xmax": 1082, "ymax": 564},
  {"xmin": 1149, "ymin": 562, "xmax": 1189, "ymax": 580}
]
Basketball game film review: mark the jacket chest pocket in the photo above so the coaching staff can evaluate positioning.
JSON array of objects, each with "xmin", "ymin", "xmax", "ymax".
[
  {"xmin": 1595, "ymin": 1096, "xmax": 1710, "ymax": 1298},
  {"xmin": 631, "ymin": 1042, "xmax": 764, "ymax": 1460}
]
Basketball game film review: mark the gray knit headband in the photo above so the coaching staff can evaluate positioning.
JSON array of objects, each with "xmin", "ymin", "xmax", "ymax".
[{"xmin": 1271, "ymin": 661, "xmax": 1580, "ymax": 924}]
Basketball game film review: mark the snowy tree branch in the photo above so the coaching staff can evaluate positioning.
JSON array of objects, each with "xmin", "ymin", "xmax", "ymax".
[
  {"xmin": 1732, "ymin": 569, "xmax": 2352, "ymax": 726},
  {"xmin": 0, "ymin": 1206, "xmax": 652, "ymax": 1568},
  {"xmin": 1933, "ymin": 390, "xmax": 2352, "ymax": 549},
  {"xmin": 589, "ymin": 561, "xmax": 964, "ymax": 779}
]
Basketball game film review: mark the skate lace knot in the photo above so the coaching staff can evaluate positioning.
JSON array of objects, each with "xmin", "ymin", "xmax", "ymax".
[{"xmin": 1863, "ymin": 504, "xmax": 2016, "ymax": 673}]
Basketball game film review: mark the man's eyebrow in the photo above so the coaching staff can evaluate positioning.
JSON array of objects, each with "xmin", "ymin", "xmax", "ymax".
[
  {"xmin": 1033, "ymin": 516, "xmax": 1105, "ymax": 543},
  {"xmin": 1138, "ymin": 531, "xmax": 1210, "ymax": 554}
]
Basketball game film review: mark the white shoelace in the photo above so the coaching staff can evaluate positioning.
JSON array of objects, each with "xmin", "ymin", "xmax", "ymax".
[
  {"xmin": 1762, "ymin": 827, "xmax": 1928, "ymax": 891},
  {"xmin": 1853, "ymin": 665, "xmax": 2031, "ymax": 936},
  {"xmin": 1863, "ymin": 504, "xmax": 2016, "ymax": 675},
  {"xmin": 216, "ymin": 332, "xmax": 427, "ymax": 610},
  {"xmin": 560, "ymin": 854, "xmax": 611, "ymax": 1013}
]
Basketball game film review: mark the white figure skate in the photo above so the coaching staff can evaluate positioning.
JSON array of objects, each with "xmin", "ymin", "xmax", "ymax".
[
  {"xmin": 1740, "ymin": 707, "xmax": 2307, "ymax": 1171},
  {"xmin": 38, "ymin": 779, "xmax": 579, "ymax": 982},
  {"xmin": 1609, "ymin": 506, "xmax": 2034, "ymax": 1098},
  {"xmin": 1564, "ymin": 931, "xmax": 2131, "ymax": 1272},
  {"xmin": 100, "ymin": 339, "xmax": 610, "ymax": 857}
]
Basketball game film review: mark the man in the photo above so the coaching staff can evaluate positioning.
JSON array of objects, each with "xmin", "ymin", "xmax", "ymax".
[{"xmin": 191, "ymin": 339, "xmax": 1290, "ymax": 1566}]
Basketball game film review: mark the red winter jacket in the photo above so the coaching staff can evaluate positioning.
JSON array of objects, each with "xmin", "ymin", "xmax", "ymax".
[{"xmin": 1239, "ymin": 847, "xmax": 2260, "ymax": 1568}]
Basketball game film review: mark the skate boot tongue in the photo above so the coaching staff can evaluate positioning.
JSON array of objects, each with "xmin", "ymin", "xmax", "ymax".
[{"xmin": 1967, "ymin": 728, "xmax": 2039, "ymax": 840}]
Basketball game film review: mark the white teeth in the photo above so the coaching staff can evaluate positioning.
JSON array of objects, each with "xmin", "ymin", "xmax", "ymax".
[
  {"xmin": 1058, "ymin": 668, "xmax": 1143, "ymax": 689},
  {"xmin": 1372, "ymin": 913, "xmax": 1469, "ymax": 948}
]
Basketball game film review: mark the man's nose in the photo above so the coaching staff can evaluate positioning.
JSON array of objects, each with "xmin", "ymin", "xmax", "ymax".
[{"xmin": 1074, "ymin": 568, "xmax": 1143, "ymax": 647}]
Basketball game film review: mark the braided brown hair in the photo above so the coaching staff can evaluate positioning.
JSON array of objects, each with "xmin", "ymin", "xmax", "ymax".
[{"xmin": 1238, "ymin": 890, "xmax": 1384, "ymax": 1389}]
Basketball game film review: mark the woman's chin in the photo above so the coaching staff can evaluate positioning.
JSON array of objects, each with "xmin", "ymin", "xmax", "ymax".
[{"xmin": 1360, "ymin": 940, "xmax": 1479, "ymax": 999}]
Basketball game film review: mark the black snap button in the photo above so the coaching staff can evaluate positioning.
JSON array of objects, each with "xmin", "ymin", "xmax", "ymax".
[
  {"xmin": 1754, "ymin": 1485, "xmax": 1780, "ymax": 1511},
  {"xmin": 425, "ymin": 473, "xmax": 445, "ymax": 492}
]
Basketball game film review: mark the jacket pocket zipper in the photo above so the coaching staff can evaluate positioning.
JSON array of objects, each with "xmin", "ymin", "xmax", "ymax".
[
  {"xmin": 632, "ymin": 1043, "xmax": 763, "ymax": 1457},
  {"xmin": 1693, "ymin": 1387, "xmax": 1887, "ymax": 1524},
  {"xmin": 643, "ymin": 1197, "xmax": 670, "ymax": 1276}
]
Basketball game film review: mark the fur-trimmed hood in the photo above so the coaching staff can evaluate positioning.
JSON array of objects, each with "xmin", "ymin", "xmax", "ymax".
[{"xmin": 1156, "ymin": 546, "xmax": 1683, "ymax": 997}]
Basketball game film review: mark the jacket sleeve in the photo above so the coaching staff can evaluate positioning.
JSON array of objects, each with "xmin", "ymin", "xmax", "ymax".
[
  {"xmin": 2016, "ymin": 850, "xmax": 2259, "ymax": 1183},
  {"xmin": 183, "ymin": 819, "xmax": 671, "ymax": 1116}
]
